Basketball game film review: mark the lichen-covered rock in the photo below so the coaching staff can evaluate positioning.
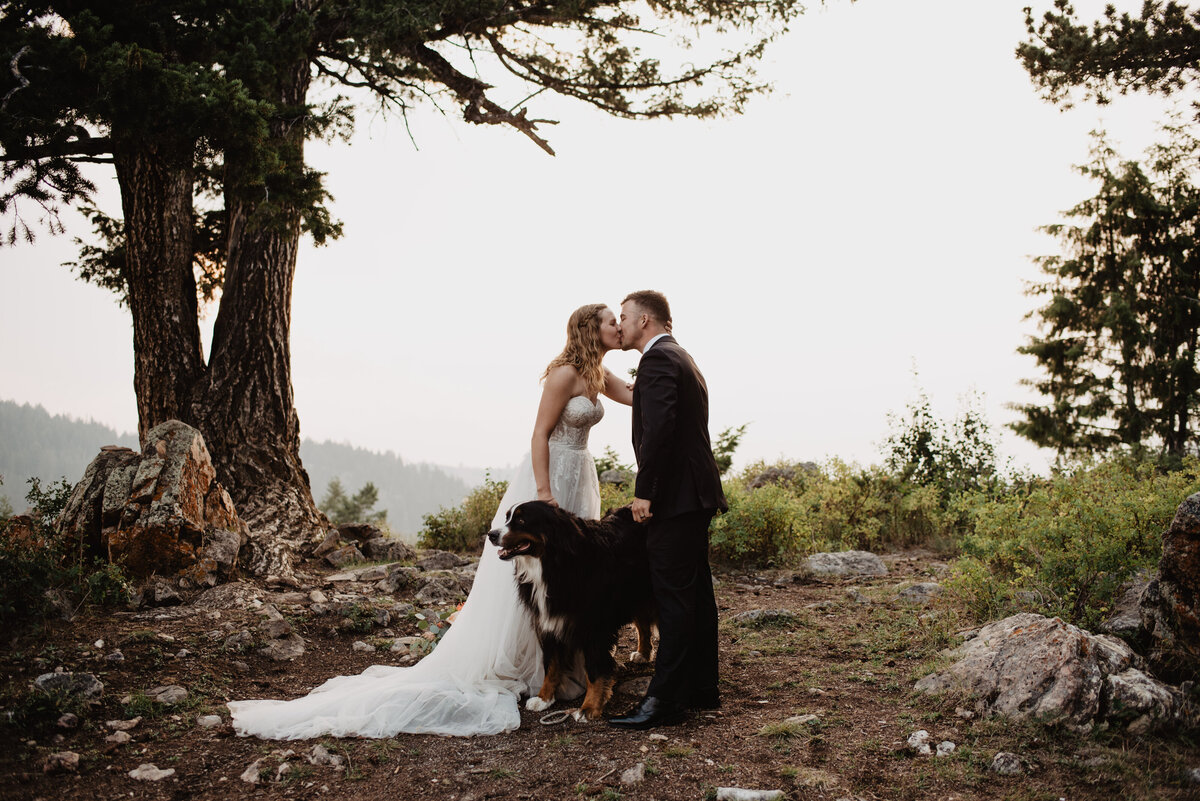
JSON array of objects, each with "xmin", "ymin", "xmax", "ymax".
[
  {"xmin": 1139, "ymin": 492, "xmax": 1200, "ymax": 683},
  {"xmin": 413, "ymin": 572, "xmax": 466, "ymax": 605},
  {"xmin": 806, "ymin": 550, "xmax": 887, "ymax": 577},
  {"xmin": 56, "ymin": 422, "xmax": 248, "ymax": 583},
  {"xmin": 915, "ymin": 613, "xmax": 1195, "ymax": 732},
  {"xmin": 416, "ymin": 550, "xmax": 469, "ymax": 571},
  {"xmin": 362, "ymin": 536, "xmax": 416, "ymax": 563}
]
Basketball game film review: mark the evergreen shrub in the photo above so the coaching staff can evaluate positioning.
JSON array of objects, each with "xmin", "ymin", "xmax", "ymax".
[{"xmin": 945, "ymin": 457, "xmax": 1200, "ymax": 629}]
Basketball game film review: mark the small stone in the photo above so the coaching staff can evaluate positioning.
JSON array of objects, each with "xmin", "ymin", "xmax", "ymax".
[
  {"xmin": 175, "ymin": 649, "xmax": 191, "ymax": 659},
  {"xmin": 954, "ymin": 706, "xmax": 975, "ymax": 720},
  {"xmin": 991, "ymin": 751, "xmax": 1022, "ymax": 775},
  {"xmin": 106, "ymin": 650, "xmax": 125, "ymax": 663},
  {"xmin": 43, "ymin": 752, "xmax": 79, "ymax": 773},
  {"xmin": 94, "ymin": 639, "xmax": 104, "ymax": 649},
  {"xmin": 620, "ymin": 762, "xmax": 645, "ymax": 785},
  {"xmin": 309, "ymin": 589, "xmax": 328, "ymax": 604},
  {"xmin": 197, "ymin": 715, "xmax": 223, "ymax": 729},
  {"xmin": 34, "ymin": 671, "xmax": 104, "ymax": 702},
  {"xmin": 261, "ymin": 618, "xmax": 293, "ymax": 639},
  {"xmin": 785, "ymin": 714, "xmax": 818, "ymax": 726},
  {"xmin": 906, "ymin": 730, "xmax": 932, "ymax": 756},
  {"xmin": 259, "ymin": 634, "xmax": 306, "ymax": 661},
  {"xmin": 224, "ymin": 630, "xmax": 254, "ymax": 649},
  {"xmin": 106, "ymin": 730, "xmax": 132, "ymax": 745},
  {"xmin": 308, "ymin": 744, "xmax": 345, "ymax": 767},
  {"xmin": 128, "ymin": 763, "xmax": 175, "ymax": 781},
  {"xmin": 231, "ymin": 660, "xmax": 250, "ymax": 673},
  {"xmin": 936, "ymin": 741, "xmax": 956, "ymax": 757},
  {"xmin": 352, "ymin": 640, "xmax": 376, "ymax": 653},
  {"xmin": 648, "ymin": 733, "xmax": 668, "ymax": 742},
  {"xmin": 145, "ymin": 685, "xmax": 188, "ymax": 705},
  {"xmin": 56, "ymin": 713, "xmax": 79, "ymax": 729},
  {"xmin": 107, "ymin": 717, "xmax": 142, "ymax": 731},
  {"xmin": 714, "ymin": 789, "xmax": 785, "ymax": 801},
  {"xmin": 241, "ymin": 758, "xmax": 264, "ymax": 784},
  {"xmin": 276, "ymin": 762, "xmax": 293, "ymax": 780},
  {"xmin": 1187, "ymin": 767, "xmax": 1200, "ymax": 785}
]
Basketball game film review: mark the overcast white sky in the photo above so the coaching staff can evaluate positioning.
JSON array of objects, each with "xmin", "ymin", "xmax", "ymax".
[{"xmin": 0, "ymin": 0, "xmax": 1184, "ymax": 476}]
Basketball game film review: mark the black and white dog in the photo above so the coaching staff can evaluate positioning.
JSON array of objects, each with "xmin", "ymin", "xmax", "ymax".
[{"xmin": 488, "ymin": 501, "xmax": 656, "ymax": 721}]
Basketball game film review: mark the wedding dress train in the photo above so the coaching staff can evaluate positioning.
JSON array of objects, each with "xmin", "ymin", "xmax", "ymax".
[{"xmin": 228, "ymin": 396, "xmax": 605, "ymax": 737}]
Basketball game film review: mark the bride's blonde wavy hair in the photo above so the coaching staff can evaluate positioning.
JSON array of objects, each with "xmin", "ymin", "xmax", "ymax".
[{"xmin": 543, "ymin": 303, "xmax": 609, "ymax": 397}]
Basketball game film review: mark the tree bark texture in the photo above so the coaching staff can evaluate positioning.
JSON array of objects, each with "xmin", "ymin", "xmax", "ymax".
[
  {"xmin": 188, "ymin": 57, "xmax": 327, "ymax": 578},
  {"xmin": 111, "ymin": 132, "xmax": 206, "ymax": 444}
]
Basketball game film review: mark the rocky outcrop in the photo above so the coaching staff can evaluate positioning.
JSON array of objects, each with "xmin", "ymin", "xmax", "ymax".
[
  {"xmin": 1139, "ymin": 492, "xmax": 1200, "ymax": 683},
  {"xmin": 56, "ymin": 421, "xmax": 248, "ymax": 585},
  {"xmin": 915, "ymin": 613, "xmax": 1195, "ymax": 733}
]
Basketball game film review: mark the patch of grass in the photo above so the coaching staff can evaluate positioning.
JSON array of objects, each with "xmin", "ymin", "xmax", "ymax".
[
  {"xmin": 663, "ymin": 745, "xmax": 694, "ymax": 758},
  {"xmin": 758, "ymin": 716, "xmax": 821, "ymax": 739},
  {"xmin": 643, "ymin": 760, "xmax": 660, "ymax": 777},
  {"xmin": 599, "ymin": 789, "xmax": 622, "ymax": 801},
  {"xmin": 489, "ymin": 767, "xmax": 518, "ymax": 780},
  {"xmin": 549, "ymin": 734, "xmax": 574, "ymax": 749}
]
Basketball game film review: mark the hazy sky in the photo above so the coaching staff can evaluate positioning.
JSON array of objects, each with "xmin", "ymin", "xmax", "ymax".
[{"xmin": 0, "ymin": 0, "xmax": 1185, "ymax": 476}]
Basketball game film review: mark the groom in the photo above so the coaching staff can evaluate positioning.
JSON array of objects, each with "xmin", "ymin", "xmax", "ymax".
[{"xmin": 609, "ymin": 290, "xmax": 728, "ymax": 730}]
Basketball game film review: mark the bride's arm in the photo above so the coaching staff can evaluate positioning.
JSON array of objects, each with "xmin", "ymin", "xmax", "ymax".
[
  {"xmin": 602, "ymin": 368, "xmax": 633, "ymax": 406},
  {"xmin": 531, "ymin": 366, "xmax": 577, "ymax": 505}
]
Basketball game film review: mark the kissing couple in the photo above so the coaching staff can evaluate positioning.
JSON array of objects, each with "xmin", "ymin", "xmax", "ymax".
[{"xmin": 229, "ymin": 290, "xmax": 728, "ymax": 737}]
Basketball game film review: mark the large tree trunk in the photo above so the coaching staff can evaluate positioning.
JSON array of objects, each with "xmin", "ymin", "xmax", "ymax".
[
  {"xmin": 111, "ymin": 133, "xmax": 206, "ymax": 442},
  {"xmin": 188, "ymin": 57, "xmax": 328, "ymax": 580}
]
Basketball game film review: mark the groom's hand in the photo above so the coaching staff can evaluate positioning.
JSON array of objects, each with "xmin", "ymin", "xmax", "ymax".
[{"xmin": 631, "ymin": 498, "xmax": 653, "ymax": 523}]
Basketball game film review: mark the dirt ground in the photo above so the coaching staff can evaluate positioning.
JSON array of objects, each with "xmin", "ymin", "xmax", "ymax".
[{"xmin": 2, "ymin": 550, "xmax": 1196, "ymax": 801}]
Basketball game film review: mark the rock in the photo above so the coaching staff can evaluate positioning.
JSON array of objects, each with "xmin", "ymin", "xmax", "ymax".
[
  {"xmin": 56, "ymin": 421, "xmax": 248, "ymax": 583},
  {"xmin": 309, "ymin": 589, "xmax": 329, "ymax": 604},
  {"xmin": 377, "ymin": 566, "xmax": 420, "ymax": 594},
  {"xmin": 845, "ymin": 588, "xmax": 870, "ymax": 605},
  {"xmin": 648, "ymin": 733, "xmax": 668, "ymax": 742},
  {"xmin": 936, "ymin": 741, "xmax": 956, "ymax": 757},
  {"xmin": 128, "ymin": 763, "xmax": 175, "ymax": 781},
  {"xmin": 714, "ymin": 789, "xmax": 785, "ymax": 801},
  {"xmin": 785, "ymin": 714, "xmax": 819, "ymax": 727},
  {"xmin": 260, "ymin": 634, "xmax": 306, "ymax": 661},
  {"xmin": 276, "ymin": 762, "xmax": 293, "ymax": 780},
  {"xmin": 106, "ymin": 650, "xmax": 125, "ymax": 663},
  {"xmin": 106, "ymin": 730, "xmax": 132, "ymax": 744},
  {"xmin": 730, "ymin": 609, "xmax": 798, "ymax": 627},
  {"xmin": 151, "ymin": 580, "xmax": 183, "ymax": 606},
  {"xmin": 990, "ymin": 752, "xmax": 1022, "ymax": 775},
  {"xmin": 1139, "ymin": 492, "xmax": 1200, "ymax": 682},
  {"xmin": 34, "ymin": 671, "xmax": 104, "ymax": 703},
  {"xmin": 414, "ymin": 572, "xmax": 466, "ymax": 605},
  {"xmin": 307, "ymin": 744, "xmax": 345, "ymax": 768},
  {"xmin": 896, "ymin": 582, "xmax": 942, "ymax": 605},
  {"xmin": 1100, "ymin": 575, "xmax": 1150, "ymax": 636},
  {"xmin": 56, "ymin": 713, "xmax": 79, "ymax": 729},
  {"xmin": 352, "ymin": 640, "xmax": 376, "ymax": 653},
  {"xmin": 914, "ymin": 613, "xmax": 1194, "ymax": 732},
  {"xmin": 416, "ymin": 550, "xmax": 468, "ymax": 571},
  {"xmin": 363, "ymin": 537, "xmax": 417, "ymax": 563},
  {"xmin": 806, "ymin": 551, "xmax": 887, "ymax": 577},
  {"xmin": 620, "ymin": 762, "xmax": 645, "ymax": 785},
  {"xmin": 325, "ymin": 544, "xmax": 365, "ymax": 568},
  {"xmin": 197, "ymin": 714, "xmax": 223, "ymax": 729},
  {"xmin": 107, "ymin": 717, "xmax": 142, "ymax": 731},
  {"xmin": 145, "ymin": 685, "xmax": 188, "ymax": 705},
  {"xmin": 195, "ymin": 580, "xmax": 262, "ymax": 609},
  {"xmin": 599, "ymin": 469, "xmax": 634, "ymax": 486},
  {"xmin": 392, "ymin": 602, "xmax": 417, "ymax": 617},
  {"xmin": 745, "ymin": 463, "xmax": 817, "ymax": 490},
  {"xmin": 241, "ymin": 758, "xmax": 264, "ymax": 784},
  {"xmin": 906, "ymin": 730, "xmax": 932, "ymax": 756},
  {"xmin": 224, "ymin": 629, "xmax": 254, "ymax": 650},
  {"xmin": 312, "ymin": 530, "xmax": 342, "ymax": 559},
  {"xmin": 43, "ymin": 752, "xmax": 80, "ymax": 773},
  {"xmin": 260, "ymin": 618, "xmax": 293, "ymax": 639},
  {"xmin": 1187, "ymin": 767, "xmax": 1200, "ymax": 785}
]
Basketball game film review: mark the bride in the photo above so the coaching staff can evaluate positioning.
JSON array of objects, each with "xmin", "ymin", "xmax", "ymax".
[{"xmin": 228, "ymin": 303, "xmax": 632, "ymax": 738}]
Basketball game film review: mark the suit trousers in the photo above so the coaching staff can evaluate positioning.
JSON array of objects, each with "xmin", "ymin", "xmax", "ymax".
[{"xmin": 645, "ymin": 508, "xmax": 719, "ymax": 705}]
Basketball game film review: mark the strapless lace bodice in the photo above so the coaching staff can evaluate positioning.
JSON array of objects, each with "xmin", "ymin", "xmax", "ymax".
[{"xmin": 549, "ymin": 396, "xmax": 604, "ymax": 451}]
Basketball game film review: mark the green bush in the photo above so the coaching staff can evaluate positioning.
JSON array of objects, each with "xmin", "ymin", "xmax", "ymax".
[
  {"xmin": 945, "ymin": 457, "xmax": 1200, "ymax": 629},
  {"xmin": 0, "ymin": 476, "xmax": 131, "ymax": 628},
  {"xmin": 710, "ymin": 482, "xmax": 810, "ymax": 565},
  {"xmin": 418, "ymin": 474, "xmax": 509, "ymax": 553}
]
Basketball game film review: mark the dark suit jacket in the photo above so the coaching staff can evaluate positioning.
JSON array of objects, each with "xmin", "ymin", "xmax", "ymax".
[{"xmin": 632, "ymin": 335, "xmax": 728, "ymax": 520}]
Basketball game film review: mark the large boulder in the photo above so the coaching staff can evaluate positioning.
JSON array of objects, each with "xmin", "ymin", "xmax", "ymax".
[
  {"xmin": 806, "ymin": 550, "xmax": 887, "ymax": 577},
  {"xmin": 1139, "ymin": 492, "xmax": 1200, "ymax": 683},
  {"xmin": 56, "ymin": 421, "xmax": 248, "ymax": 584},
  {"xmin": 915, "ymin": 613, "xmax": 1195, "ymax": 733}
]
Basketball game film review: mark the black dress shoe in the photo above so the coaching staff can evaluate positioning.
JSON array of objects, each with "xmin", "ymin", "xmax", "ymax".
[{"xmin": 607, "ymin": 696, "xmax": 687, "ymax": 730}]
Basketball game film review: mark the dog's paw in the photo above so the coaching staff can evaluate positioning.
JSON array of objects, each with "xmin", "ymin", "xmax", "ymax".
[
  {"xmin": 572, "ymin": 708, "xmax": 596, "ymax": 723},
  {"xmin": 525, "ymin": 696, "xmax": 554, "ymax": 712},
  {"xmin": 628, "ymin": 651, "xmax": 649, "ymax": 664}
]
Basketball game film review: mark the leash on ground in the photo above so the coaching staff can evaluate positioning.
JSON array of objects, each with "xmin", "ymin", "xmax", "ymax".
[{"xmin": 538, "ymin": 708, "xmax": 578, "ymax": 725}]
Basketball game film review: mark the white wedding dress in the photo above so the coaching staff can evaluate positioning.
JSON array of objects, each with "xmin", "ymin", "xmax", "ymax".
[{"xmin": 228, "ymin": 396, "xmax": 605, "ymax": 738}]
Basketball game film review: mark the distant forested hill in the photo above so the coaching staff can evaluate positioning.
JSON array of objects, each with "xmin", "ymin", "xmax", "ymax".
[{"xmin": 0, "ymin": 400, "xmax": 478, "ymax": 537}]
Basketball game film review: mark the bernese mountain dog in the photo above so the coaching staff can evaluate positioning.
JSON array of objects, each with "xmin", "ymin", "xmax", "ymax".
[{"xmin": 487, "ymin": 501, "xmax": 656, "ymax": 721}]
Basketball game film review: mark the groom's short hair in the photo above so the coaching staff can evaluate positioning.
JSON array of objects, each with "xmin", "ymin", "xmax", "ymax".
[{"xmin": 623, "ymin": 290, "xmax": 672, "ymax": 327}]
